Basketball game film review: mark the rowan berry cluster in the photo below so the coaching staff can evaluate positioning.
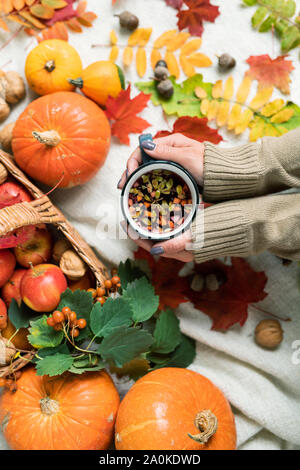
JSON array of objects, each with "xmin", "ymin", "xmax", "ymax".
[
  {"xmin": 47, "ymin": 306, "xmax": 87, "ymax": 338},
  {"xmin": 88, "ymin": 269, "xmax": 121, "ymax": 306}
]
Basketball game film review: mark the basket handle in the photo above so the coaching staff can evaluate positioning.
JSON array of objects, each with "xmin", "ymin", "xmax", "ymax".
[{"xmin": 0, "ymin": 196, "xmax": 63, "ymax": 236}]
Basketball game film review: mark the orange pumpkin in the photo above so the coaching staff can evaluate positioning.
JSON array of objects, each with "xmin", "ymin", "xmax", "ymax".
[
  {"xmin": 12, "ymin": 92, "xmax": 111, "ymax": 188},
  {"xmin": 115, "ymin": 368, "xmax": 236, "ymax": 450},
  {"xmin": 0, "ymin": 367, "xmax": 120, "ymax": 450}
]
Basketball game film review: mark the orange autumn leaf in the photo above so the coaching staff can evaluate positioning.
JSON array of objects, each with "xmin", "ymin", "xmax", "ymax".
[
  {"xmin": 105, "ymin": 85, "xmax": 151, "ymax": 145},
  {"xmin": 245, "ymin": 54, "xmax": 294, "ymax": 95},
  {"xmin": 37, "ymin": 21, "xmax": 68, "ymax": 41}
]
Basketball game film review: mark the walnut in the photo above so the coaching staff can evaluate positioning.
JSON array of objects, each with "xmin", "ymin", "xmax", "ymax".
[
  {"xmin": 255, "ymin": 319, "xmax": 283, "ymax": 349},
  {"xmin": 52, "ymin": 238, "xmax": 71, "ymax": 263},
  {"xmin": 0, "ymin": 336, "xmax": 16, "ymax": 365},
  {"xmin": 0, "ymin": 99, "xmax": 10, "ymax": 123},
  {"xmin": 0, "ymin": 71, "xmax": 25, "ymax": 104},
  {"xmin": 60, "ymin": 249, "xmax": 87, "ymax": 281},
  {"xmin": 0, "ymin": 122, "xmax": 14, "ymax": 151}
]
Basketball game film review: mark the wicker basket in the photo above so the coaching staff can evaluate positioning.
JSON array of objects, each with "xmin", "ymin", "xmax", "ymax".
[{"xmin": 0, "ymin": 148, "xmax": 109, "ymax": 379}]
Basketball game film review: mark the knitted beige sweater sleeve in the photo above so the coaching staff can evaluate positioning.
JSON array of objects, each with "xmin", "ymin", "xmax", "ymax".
[{"xmin": 191, "ymin": 127, "xmax": 300, "ymax": 262}]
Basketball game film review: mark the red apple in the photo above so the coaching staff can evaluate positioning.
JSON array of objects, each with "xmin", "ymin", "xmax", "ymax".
[
  {"xmin": 14, "ymin": 228, "xmax": 52, "ymax": 268},
  {"xmin": 0, "ymin": 181, "xmax": 32, "ymax": 208},
  {"xmin": 21, "ymin": 264, "xmax": 67, "ymax": 312},
  {"xmin": 2, "ymin": 269, "xmax": 27, "ymax": 306},
  {"xmin": 0, "ymin": 298, "xmax": 7, "ymax": 330},
  {"xmin": 0, "ymin": 250, "xmax": 16, "ymax": 287}
]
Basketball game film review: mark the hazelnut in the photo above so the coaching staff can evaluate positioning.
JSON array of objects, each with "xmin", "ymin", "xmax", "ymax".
[
  {"xmin": 60, "ymin": 249, "xmax": 87, "ymax": 281},
  {"xmin": 255, "ymin": 319, "xmax": 283, "ymax": 349},
  {"xmin": 1, "ymin": 71, "xmax": 26, "ymax": 104},
  {"xmin": 52, "ymin": 238, "xmax": 71, "ymax": 263}
]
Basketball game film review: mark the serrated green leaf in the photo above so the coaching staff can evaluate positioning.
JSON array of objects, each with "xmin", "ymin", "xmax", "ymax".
[
  {"xmin": 283, "ymin": 0, "xmax": 296, "ymax": 17},
  {"xmin": 98, "ymin": 327, "xmax": 153, "ymax": 367},
  {"xmin": 58, "ymin": 289, "xmax": 94, "ymax": 323},
  {"xmin": 8, "ymin": 299, "xmax": 36, "ymax": 330},
  {"xmin": 281, "ymin": 25, "xmax": 300, "ymax": 51},
  {"xmin": 36, "ymin": 352, "xmax": 74, "ymax": 377},
  {"xmin": 152, "ymin": 309, "xmax": 181, "ymax": 354},
  {"xmin": 118, "ymin": 259, "xmax": 146, "ymax": 289},
  {"xmin": 275, "ymin": 18, "xmax": 290, "ymax": 35},
  {"xmin": 151, "ymin": 335, "xmax": 196, "ymax": 370},
  {"xmin": 90, "ymin": 297, "xmax": 133, "ymax": 338},
  {"xmin": 252, "ymin": 6, "xmax": 268, "ymax": 28},
  {"xmin": 36, "ymin": 343, "xmax": 69, "ymax": 358},
  {"xmin": 259, "ymin": 14, "xmax": 276, "ymax": 32},
  {"xmin": 123, "ymin": 277, "xmax": 159, "ymax": 322},
  {"xmin": 28, "ymin": 316, "xmax": 64, "ymax": 349}
]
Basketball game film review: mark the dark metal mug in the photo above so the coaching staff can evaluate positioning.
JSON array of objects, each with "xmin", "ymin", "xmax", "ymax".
[{"xmin": 121, "ymin": 134, "xmax": 201, "ymax": 241}]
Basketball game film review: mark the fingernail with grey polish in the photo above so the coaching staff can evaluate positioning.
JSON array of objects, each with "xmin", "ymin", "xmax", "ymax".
[
  {"xmin": 142, "ymin": 140, "xmax": 156, "ymax": 150},
  {"xmin": 150, "ymin": 246, "xmax": 164, "ymax": 255},
  {"xmin": 117, "ymin": 178, "xmax": 122, "ymax": 188}
]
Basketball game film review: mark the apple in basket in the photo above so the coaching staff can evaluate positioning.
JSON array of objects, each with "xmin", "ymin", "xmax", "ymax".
[
  {"xmin": 14, "ymin": 228, "xmax": 52, "ymax": 268},
  {"xmin": 0, "ymin": 250, "xmax": 16, "ymax": 288},
  {"xmin": 0, "ymin": 181, "xmax": 32, "ymax": 208},
  {"xmin": 21, "ymin": 264, "xmax": 67, "ymax": 312},
  {"xmin": 0, "ymin": 298, "xmax": 7, "ymax": 330},
  {"xmin": 2, "ymin": 269, "xmax": 27, "ymax": 307}
]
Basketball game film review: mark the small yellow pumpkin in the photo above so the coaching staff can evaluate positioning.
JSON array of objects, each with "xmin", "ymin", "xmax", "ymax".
[{"xmin": 25, "ymin": 39, "xmax": 83, "ymax": 96}]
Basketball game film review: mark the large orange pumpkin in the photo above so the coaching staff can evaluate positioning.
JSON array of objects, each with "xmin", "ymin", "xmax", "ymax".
[
  {"xmin": 0, "ymin": 367, "xmax": 120, "ymax": 450},
  {"xmin": 115, "ymin": 368, "xmax": 236, "ymax": 450},
  {"xmin": 12, "ymin": 92, "xmax": 111, "ymax": 188}
]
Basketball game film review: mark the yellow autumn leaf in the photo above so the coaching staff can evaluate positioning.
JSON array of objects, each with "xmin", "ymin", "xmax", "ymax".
[
  {"xmin": 180, "ymin": 38, "xmax": 202, "ymax": 55},
  {"xmin": 165, "ymin": 51, "xmax": 180, "ymax": 78},
  {"xmin": 250, "ymin": 87, "xmax": 273, "ymax": 110},
  {"xmin": 262, "ymin": 123, "xmax": 281, "ymax": 137},
  {"xmin": 261, "ymin": 99, "xmax": 285, "ymax": 117},
  {"xmin": 187, "ymin": 52, "xmax": 212, "ymax": 67},
  {"xmin": 123, "ymin": 46, "xmax": 133, "ymax": 67},
  {"xmin": 200, "ymin": 98, "xmax": 210, "ymax": 115},
  {"xmin": 223, "ymin": 76, "xmax": 234, "ymax": 100},
  {"xmin": 13, "ymin": 0, "xmax": 25, "ymax": 9},
  {"xmin": 270, "ymin": 107, "xmax": 294, "ymax": 123},
  {"xmin": 138, "ymin": 27, "xmax": 152, "ymax": 47},
  {"xmin": 153, "ymin": 29, "xmax": 177, "ymax": 49},
  {"xmin": 151, "ymin": 49, "xmax": 162, "ymax": 70},
  {"xmin": 110, "ymin": 29, "xmax": 118, "ymax": 45},
  {"xmin": 216, "ymin": 101, "xmax": 230, "ymax": 127},
  {"xmin": 235, "ymin": 109, "xmax": 254, "ymax": 134},
  {"xmin": 227, "ymin": 104, "xmax": 242, "ymax": 130},
  {"xmin": 109, "ymin": 46, "xmax": 119, "ymax": 63},
  {"xmin": 207, "ymin": 100, "xmax": 220, "ymax": 120},
  {"xmin": 19, "ymin": 10, "xmax": 45, "ymax": 28},
  {"xmin": 179, "ymin": 55, "xmax": 195, "ymax": 77},
  {"xmin": 195, "ymin": 87, "xmax": 207, "ymax": 99},
  {"xmin": 3, "ymin": 0, "xmax": 13, "ymax": 14},
  {"xmin": 128, "ymin": 28, "xmax": 152, "ymax": 47},
  {"xmin": 236, "ymin": 76, "xmax": 252, "ymax": 104},
  {"xmin": 212, "ymin": 80, "xmax": 223, "ymax": 99},
  {"xmin": 136, "ymin": 47, "xmax": 147, "ymax": 77},
  {"xmin": 249, "ymin": 121, "xmax": 265, "ymax": 142},
  {"xmin": 7, "ymin": 13, "xmax": 30, "ymax": 27},
  {"xmin": 167, "ymin": 32, "xmax": 190, "ymax": 52}
]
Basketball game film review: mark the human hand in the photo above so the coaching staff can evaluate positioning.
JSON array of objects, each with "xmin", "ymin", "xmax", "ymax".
[{"xmin": 117, "ymin": 133, "xmax": 205, "ymax": 189}]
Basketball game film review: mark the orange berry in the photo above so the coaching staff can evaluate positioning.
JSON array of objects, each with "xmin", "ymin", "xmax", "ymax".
[
  {"xmin": 111, "ymin": 275, "xmax": 120, "ymax": 285},
  {"xmin": 96, "ymin": 296, "xmax": 106, "ymax": 305},
  {"xmin": 116, "ymin": 283, "xmax": 121, "ymax": 288},
  {"xmin": 47, "ymin": 317, "xmax": 55, "ymax": 327},
  {"xmin": 62, "ymin": 306, "xmax": 71, "ymax": 318},
  {"xmin": 53, "ymin": 310, "xmax": 64, "ymax": 324},
  {"xmin": 96, "ymin": 287, "xmax": 106, "ymax": 297},
  {"xmin": 87, "ymin": 288, "xmax": 97, "ymax": 299},
  {"xmin": 72, "ymin": 328, "xmax": 80, "ymax": 338},
  {"xmin": 104, "ymin": 279, "xmax": 112, "ymax": 289},
  {"xmin": 77, "ymin": 318, "xmax": 87, "ymax": 329},
  {"xmin": 69, "ymin": 311, "xmax": 77, "ymax": 323},
  {"xmin": 53, "ymin": 323, "xmax": 63, "ymax": 331}
]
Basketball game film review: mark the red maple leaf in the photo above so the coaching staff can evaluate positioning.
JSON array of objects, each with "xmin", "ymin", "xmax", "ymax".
[
  {"xmin": 105, "ymin": 85, "xmax": 151, "ymax": 145},
  {"xmin": 46, "ymin": 0, "xmax": 77, "ymax": 26},
  {"xmin": 165, "ymin": 0, "xmax": 184, "ymax": 8},
  {"xmin": 184, "ymin": 258, "xmax": 268, "ymax": 330},
  {"xmin": 134, "ymin": 247, "xmax": 189, "ymax": 310},
  {"xmin": 245, "ymin": 54, "xmax": 294, "ymax": 94},
  {"xmin": 177, "ymin": 0, "xmax": 220, "ymax": 37},
  {"xmin": 154, "ymin": 116, "xmax": 223, "ymax": 144}
]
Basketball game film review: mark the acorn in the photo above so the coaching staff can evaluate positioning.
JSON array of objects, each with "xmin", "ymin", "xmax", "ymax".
[
  {"xmin": 157, "ymin": 79, "xmax": 174, "ymax": 99},
  {"xmin": 115, "ymin": 11, "xmax": 139, "ymax": 31},
  {"xmin": 154, "ymin": 65, "xmax": 169, "ymax": 81},
  {"xmin": 218, "ymin": 53, "xmax": 236, "ymax": 71}
]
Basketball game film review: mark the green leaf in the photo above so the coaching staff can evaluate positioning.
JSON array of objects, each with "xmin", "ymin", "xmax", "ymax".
[
  {"xmin": 281, "ymin": 25, "xmax": 300, "ymax": 51},
  {"xmin": 259, "ymin": 14, "xmax": 276, "ymax": 32},
  {"xmin": 90, "ymin": 297, "xmax": 133, "ymax": 338},
  {"xmin": 68, "ymin": 363, "xmax": 106, "ymax": 374},
  {"xmin": 118, "ymin": 259, "xmax": 146, "ymax": 289},
  {"xmin": 8, "ymin": 300, "xmax": 36, "ymax": 330},
  {"xmin": 152, "ymin": 309, "xmax": 181, "ymax": 354},
  {"xmin": 98, "ymin": 327, "xmax": 153, "ymax": 367},
  {"xmin": 151, "ymin": 335, "xmax": 196, "ymax": 370},
  {"xmin": 136, "ymin": 75, "xmax": 212, "ymax": 118},
  {"xmin": 242, "ymin": 0, "xmax": 257, "ymax": 5},
  {"xmin": 283, "ymin": 0, "xmax": 296, "ymax": 18},
  {"xmin": 251, "ymin": 6, "xmax": 268, "ymax": 28},
  {"xmin": 28, "ymin": 316, "xmax": 64, "ymax": 349},
  {"xmin": 58, "ymin": 289, "xmax": 94, "ymax": 323},
  {"xmin": 123, "ymin": 277, "xmax": 159, "ymax": 323},
  {"xmin": 36, "ymin": 343, "xmax": 69, "ymax": 358},
  {"xmin": 36, "ymin": 352, "xmax": 74, "ymax": 377}
]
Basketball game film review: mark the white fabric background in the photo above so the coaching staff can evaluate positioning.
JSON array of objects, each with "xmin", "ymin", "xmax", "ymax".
[{"xmin": 1, "ymin": 0, "xmax": 300, "ymax": 450}]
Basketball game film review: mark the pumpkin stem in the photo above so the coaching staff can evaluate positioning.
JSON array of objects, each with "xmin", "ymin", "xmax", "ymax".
[
  {"xmin": 40, "ymin": 397, "xmax": 59, "ymax": 416},
  {"xmin": 187, "ymin": 409, "xmax": 218, "ymax": 444},
  {"xmin": 32, "ymin": 130, "xmax": 61, "ymax": 147},
  {"xmin": 45, "ymin": 60, "xmax": 55, "ymax": 73},
  {"xmin": 68, "ymin": 78, "xmax": 84, "ymax": 89}
]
